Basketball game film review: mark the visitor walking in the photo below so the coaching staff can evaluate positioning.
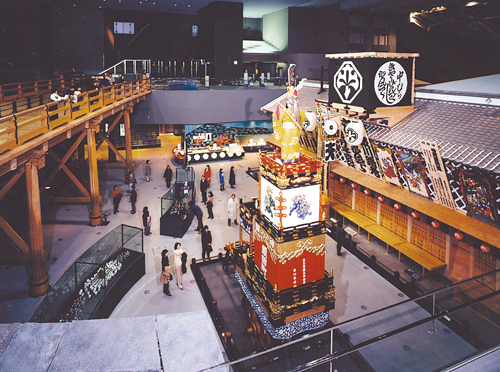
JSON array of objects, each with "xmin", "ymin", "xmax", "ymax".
[
  {"xmin": 219, "ymin": 168, "xmax": 225, "ymax": 191},
  {"xmin": 112, "ymin": 185, "xmax": 122, "ymax": 214},
  {"xmin": 204, "ymin": 165, "xmax": 212, "ymax": 186},
  {"xmin": 200, "ymin": 175, "xmax": 208, "ymax": 203},
  {"xmin": 130, "ymin": 185, "xmax": 137, "ymax": 214},
  {"xmin": 145, "ymin": 160, "xmax": 152, "ymax": 182},
  {"xmin": 174, "ymin": 242, "xmax": 186, "ymax": 290},
  {"xmin": 143, "ymin": 206, "xmax": 151, "ymax": 235},
  {"xmin": 160, "ymin": 249, "xmax": 172, "ymax": 296},
  {"xmin": 128, "ymin": 170, "xmax": 136, "ymax": 192},
  {"xmin": 201, "ymin": 225, "xmax": 213, "ymax": 261},
  {"xmin": 229, "ymin": 166, "xmax": 236, "ymax": 188},
  {"xmin": 206, "ymin": 191, "xmax": 214, "ymax": 219},
  {"xmin": 336, "ymin": 222, "xmax": 345, "ymax": 256},
  {"xmin": 227, "ymin": 194, "xmax": 238, "ymax": 226},
  {"xmin": 163, "ymin": 165, "xmax": 173, "ymax": 188}
]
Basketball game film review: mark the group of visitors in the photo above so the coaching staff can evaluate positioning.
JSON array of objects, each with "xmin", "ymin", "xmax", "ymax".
[
  {"xmin": 160, "ymin": 242, "xmax": 188, "ymax": 296},
  {"xmin": 112, "ymin": 158, "xmax": 243, "ymax": 298}
]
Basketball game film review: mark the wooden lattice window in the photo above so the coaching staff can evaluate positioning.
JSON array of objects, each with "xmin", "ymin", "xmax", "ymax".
[
  {"xmin": 332, "ymin": 180, "xmax": 352, "ymax": 206},
  {"xmin": 474, "ymin": 249, "xmax": 496, "ymax": 274},
  {"xmin": 354, "ymin": 190, "xmax": 366, "ymax": 215},
  {"xmin": 474, "ymin": 249, "xmax": 497, "ymax": 290},
  {"xmin": 393, "ymin": 210, "xmax": 408, "ymax": 239},
  {"xmin": 380, "ymin": 203, "xmax": 394, "ymax": 230},
  {"xmin": 365, "ymin": 196, "xmax": 377, "ymax": 222},
  {"xmin": 411, "ymin": 219, "xmax": 427, "ymax": 250},
  {"xmin": 428, "ymin": 228, "xmax": 446, "ymax": 261}
]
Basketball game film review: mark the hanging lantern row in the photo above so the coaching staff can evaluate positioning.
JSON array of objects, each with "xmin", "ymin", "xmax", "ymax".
[
  {"xmin": 340, "ymin": 177, "xmax": 346, "ymax": 184},
  {"xmin": 411, "ymin": 211, "xmax": 419, "ymax": 219},
  {"xmin": 364, "ymin": 189, "xmax": 371, "ymax": 196},
  {"xmin": 431, "ymin": 221, "xmax": 440, "ymax": 229},
  {"xmin": 393, "ymin": 203, "xmax": 401, "ymax": 210},
  {"xmin": 480, "ymin": 244, "xmax": 490, "ymax": 254},
  {"xmin": 454, "ymin": 231, "xmax": 463, "ymax": 241},
  {"xmin": 377, "ymin": 195, "xmax": 385, "ymax": 203},
  {"xmin": 351, "ymin": 183, "xmax": 358, "ymax": 189}
]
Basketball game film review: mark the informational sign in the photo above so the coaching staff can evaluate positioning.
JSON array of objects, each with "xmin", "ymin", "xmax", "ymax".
[
  {"xmin": 419, "ymin": 140, "xmax": 456, "ymax": 210},
  {"xmin": 329, "ymin": 57, "xmax": 414, "ymax": 109}
]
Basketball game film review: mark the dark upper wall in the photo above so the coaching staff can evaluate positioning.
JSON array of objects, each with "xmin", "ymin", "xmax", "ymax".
[
  {"xmin": 198, "ymin": 1, "xmax": 244, "ymax": 79},
  {"xmin": 103, "ymin": 10, "xmax": 199, "ymax": 67},
  {"xmin": 0, "ymin": 0, "xmax": 41, "ymax": 82},
  {"xmin": 133, "ymin": 88, "xmax": 286, "ymax": 125}
]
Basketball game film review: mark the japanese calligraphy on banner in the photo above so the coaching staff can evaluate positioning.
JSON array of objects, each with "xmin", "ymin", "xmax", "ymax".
[
  {"xmin": 419, "ymin": 140, "xmax": 456, "ymax": 210},
  {"xmin": 374, "ymin": 145, "xmax": 401, "ymax": 187},
  {"xmin": 337, "ymin": 119, "xmax": 384, "ymax": 180}
]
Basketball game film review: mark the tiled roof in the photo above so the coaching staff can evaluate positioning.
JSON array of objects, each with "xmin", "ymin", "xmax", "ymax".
[{"xmin": 368, "ymin": 98, "xmax": 500, "ymax": 173}]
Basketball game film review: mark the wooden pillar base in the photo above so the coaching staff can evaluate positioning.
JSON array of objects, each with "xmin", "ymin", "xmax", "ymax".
[
  {"xmin": 90, "ymin": 213, "xmax": 103, "ymax": 226},
  {"xmin": 29, "ymin": 272, "xmax": 49, "ymax": 297}
]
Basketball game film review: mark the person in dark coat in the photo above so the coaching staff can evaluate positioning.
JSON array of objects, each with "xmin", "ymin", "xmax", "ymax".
[
  {"xmin": 163, "ymin": 165, "xmax": 173, "ymax": 188},
  {"xmin": 130, "ymin": 185, "xmax": 137, "ymax": 214},
  {"xmin": 188, "ymin": 201, "xmax": 203, "ymax": 232},
  {"xmin": 181, "ymin": 251, "xmax": 188, "ymax": 274},
  {"xmin": 201, "ymin": 225, "xmax": 213, "ymax": 261},
  {"xmin": 160, "ymin": 249, "xmax": 172, "ymax": 296},
  {"xmin": 200, "ymin": 175, "xmax": 208, "ymax": 203},
  {"xmin": 142, "ymin": 206, "xmax": 151, "ymax": 235},
  {"xmin": 206, "ymin": 191, "xmax": 214, "ymax": 219},
  {"xmin": 229, "ymin": 166, "xmax": 236, "ymax": 188},
  {"xmin": 335, "ymin": 222, "xmax": 345, "ymax": 256}
]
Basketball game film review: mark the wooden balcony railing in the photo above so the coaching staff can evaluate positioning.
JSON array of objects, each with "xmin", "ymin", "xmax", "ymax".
[{"xmin": 0, "ymin": 79, "xmax": 151, "ymax": 155}]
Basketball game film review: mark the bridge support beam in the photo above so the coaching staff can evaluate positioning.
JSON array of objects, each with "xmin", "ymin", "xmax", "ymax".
[
  {"xmin": 25, "ymin": 153, "xmax": 50, "ymax": 297},
  {"xmin": 87, "ymin": 128, "xmax": 102, "ymax": 226}
]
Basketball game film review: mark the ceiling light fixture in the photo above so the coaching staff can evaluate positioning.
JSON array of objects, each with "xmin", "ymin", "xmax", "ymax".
[{"xmin": 465, "ymin": 1, "xmax": 480, "ymax": 6}]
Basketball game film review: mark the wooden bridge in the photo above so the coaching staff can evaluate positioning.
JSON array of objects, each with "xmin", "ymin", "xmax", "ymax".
[{"xmin": 0, "ymin": 79, "xmax": 151, "ymax": 297}]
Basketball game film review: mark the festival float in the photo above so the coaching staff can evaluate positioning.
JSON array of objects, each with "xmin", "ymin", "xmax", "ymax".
[{"xmin": 229, "ymin": 65, "xmax": 335, "ymax": 346}]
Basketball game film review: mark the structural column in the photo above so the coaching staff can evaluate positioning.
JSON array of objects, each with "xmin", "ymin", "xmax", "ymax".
[
  {"xmin": 25, "ymin": 155, "xmax": 49, "ymax": 297},
  {"xmin": 124, "ymin": 107, "xmax": 133, "ymax": 172},
  {"xmin": 87, "ymin": 127, "xmax": 102, "ymax": 226}
]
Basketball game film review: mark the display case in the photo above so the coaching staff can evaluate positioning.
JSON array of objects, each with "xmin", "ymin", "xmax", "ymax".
[
  {"xmin": 31, "ymin": 225, "xmax": 145, "ymax": 323},
  {"xmin": 160, "ymin": 167, "xmax": 196, "ymax": 238}
]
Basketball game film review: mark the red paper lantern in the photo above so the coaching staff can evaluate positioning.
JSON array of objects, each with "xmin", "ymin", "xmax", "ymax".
[
  {"xmin": 394, "ymin": 203, "xmax": 401, "ymax": 210},
  {"xmin": 377, "ymin": 195, "xmax": 385, "ymax": 203},
  {"xmin": 454, "ymin": 232, "xmax": 463, "ymax": 241},
  {"xmin": 431, "ymin": 221, "xmax": 440, "ymax": 229},
  {"xmin": 480, "ymin": 244, "xmax": 490, "ymax": 254},
  {"xmin": 339, "ymin": 177, "xmax": 346, "ymax": 184},
  {"xmin": 351, "ymin": 183, "xmax": 358, "ymax": 189},
  {"xmin": 411, "ymin": 211, "xmax": 419, "ymax": 219},
  {"xmin": 364, "ymin": 189, "xmax": 371, "ymax": 196}
]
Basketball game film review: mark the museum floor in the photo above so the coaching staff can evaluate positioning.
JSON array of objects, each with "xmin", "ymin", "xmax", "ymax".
[{"xmin": 0, "ymin": 134, "xmax": 498, "ymax": 371}]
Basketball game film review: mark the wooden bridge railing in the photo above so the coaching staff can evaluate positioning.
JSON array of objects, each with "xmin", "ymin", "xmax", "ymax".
[{"xmin": 0, "ymin": 79, "xmax": 151, "ymax": 154}]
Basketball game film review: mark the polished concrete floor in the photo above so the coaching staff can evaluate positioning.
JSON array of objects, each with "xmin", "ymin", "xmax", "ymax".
[{"xmin": 0, "ymin": 133, "xmax": 497, "ymax": 371}]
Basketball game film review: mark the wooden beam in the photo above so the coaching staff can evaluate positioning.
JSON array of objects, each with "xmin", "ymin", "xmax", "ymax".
[
  {"xmin": 0, "ymin": 167, "xmax": 25, "ymax": 202},
  {"xmin": 48, "ymin": 150, "xmax": 90, "ymax": 197},
  {"xmin": 104, "ymin": 137, "xmax": 127, "ymax": 164},
  {"xmin": 0, "ymin": 215, "xmax": 30, "ymax": 253},
  {"xmin": 87, "ymin": 128, "xmax": 102, "ymax": 226},
  {"xmin": 96, "ymin": 111, "xmax": 123, "ymax": 150},
  {"xmin": 42, "ymin": 132, "xmax": 86, "ymax": 189},
  {"xmin": 25, "ymin": 159, "xmax": 49, "ymax": 296}
]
